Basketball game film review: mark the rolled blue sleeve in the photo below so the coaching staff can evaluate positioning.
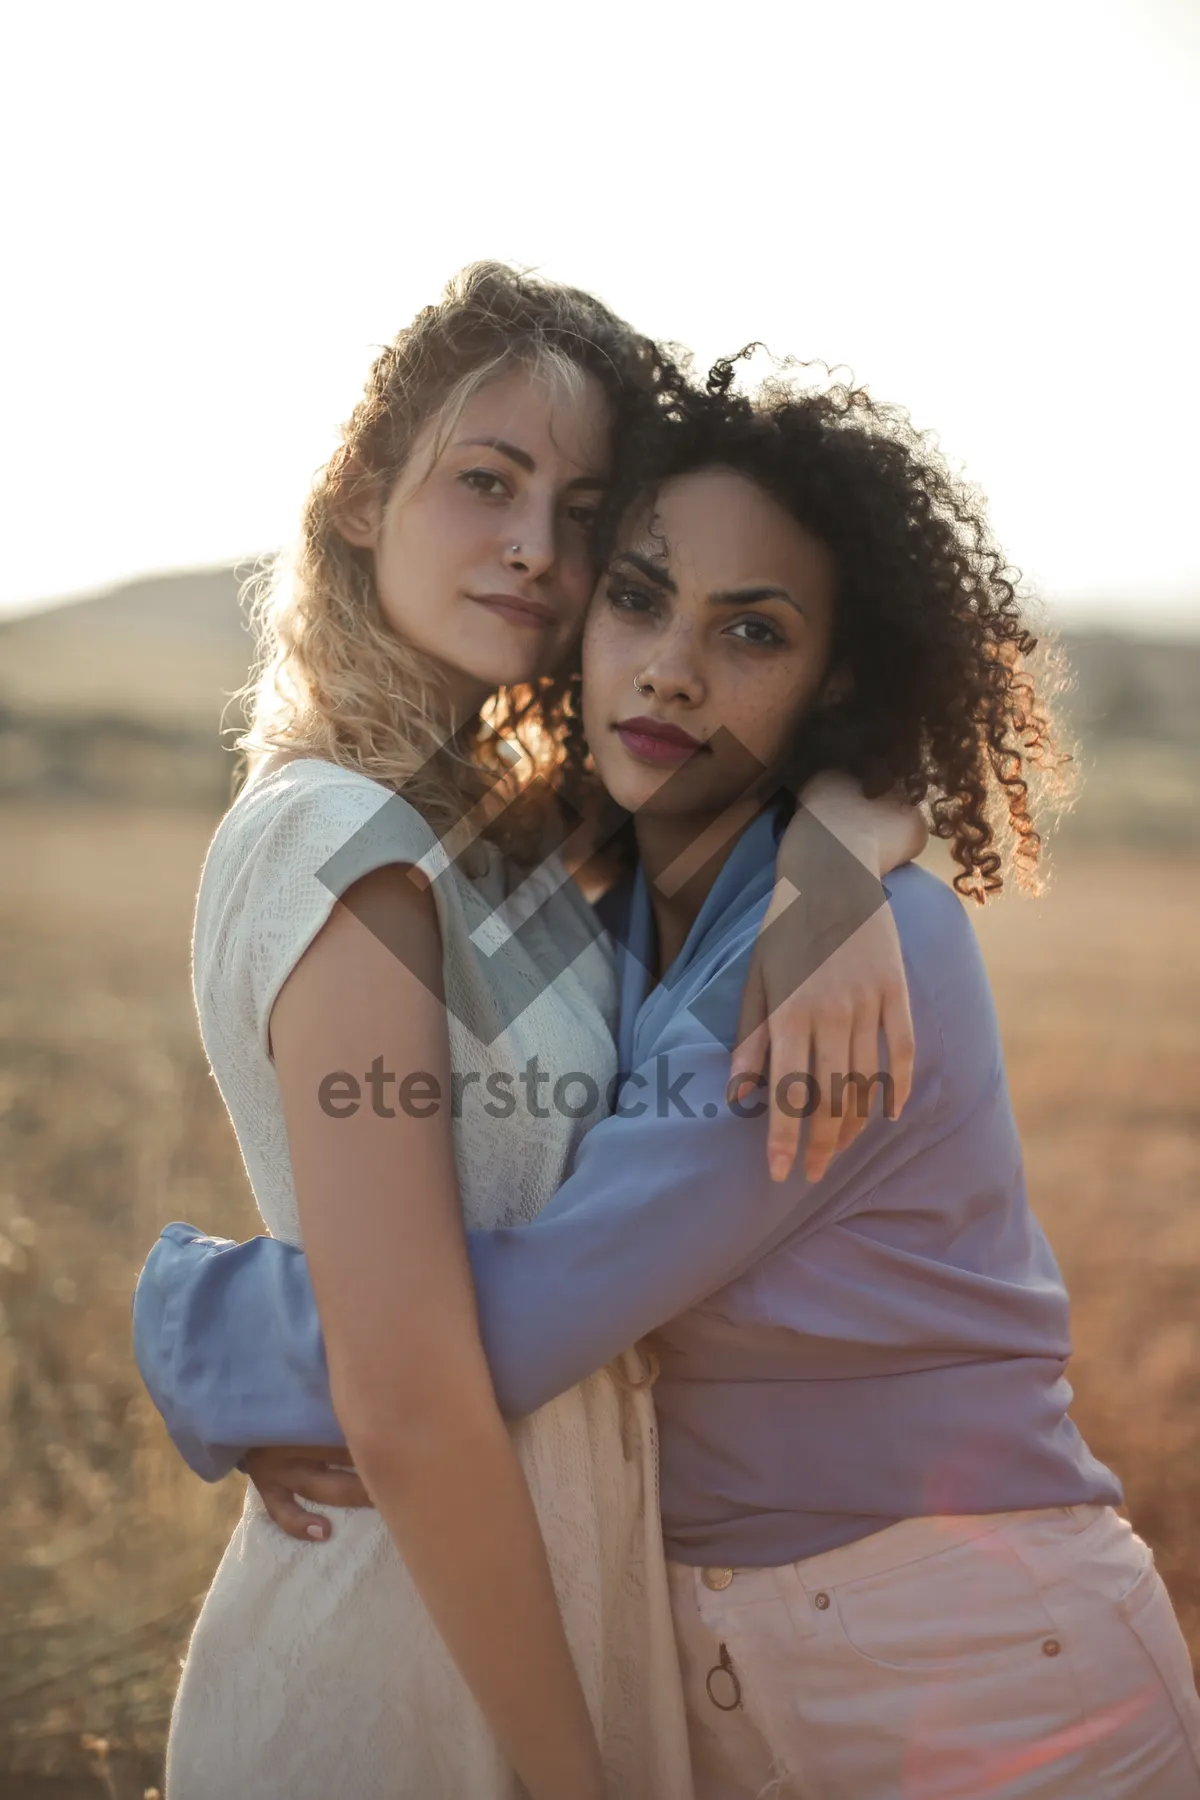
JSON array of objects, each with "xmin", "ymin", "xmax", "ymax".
[
  {"xmin": 466, "ymin": 1003, "xmax": 903, "ymax": 1416},
  {"xmin": 132, "ymin": 1222, "xmax": 341, "ymax": 1480},
  {"xmin": 132, "ymin": 965, "xmax": 910, "ymax": 1466}
]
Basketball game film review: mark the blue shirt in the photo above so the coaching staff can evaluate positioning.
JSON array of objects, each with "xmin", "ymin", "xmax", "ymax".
[{"xmin": 133, "ymin": 807, "xmax": 1120, "ymax": 1564}]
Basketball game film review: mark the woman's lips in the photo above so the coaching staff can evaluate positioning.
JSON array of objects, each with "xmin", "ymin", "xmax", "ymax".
[
  {"xmin": 469, "ymin": 593, "xmax": 557, "ymax": 630},
  {"xmin": 614, "ymin": 717, "xmax": 709, "ymax": 767}
]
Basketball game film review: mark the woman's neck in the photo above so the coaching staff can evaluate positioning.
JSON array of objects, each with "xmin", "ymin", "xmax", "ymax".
[{"xmin": 634, "ymin": 794, "xmax": 767, "ymax": 978}]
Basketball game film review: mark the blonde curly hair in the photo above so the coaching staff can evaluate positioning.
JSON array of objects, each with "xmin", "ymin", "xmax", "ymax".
[{"xmin": 235, "ymin": 262, "xmax": 688, "ymax": 857}]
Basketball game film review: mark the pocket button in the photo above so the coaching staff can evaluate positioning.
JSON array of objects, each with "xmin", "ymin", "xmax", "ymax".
[
  {"xmin": 1042, "ymin": 1638, "xmax": 1061, "ymax": 1657},
  {"xmin": 702, "ymin": 1566, "xmax": 734, "ymax": 1591},
  {"xmin": 814, "ymin": 1592, "xmax": 831, "ymax": 1611}
]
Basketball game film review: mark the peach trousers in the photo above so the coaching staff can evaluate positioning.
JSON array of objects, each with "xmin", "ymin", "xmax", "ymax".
[{"xmin": 668, "ymin": 1504, "xmax": 1200, "ymax": 1799}]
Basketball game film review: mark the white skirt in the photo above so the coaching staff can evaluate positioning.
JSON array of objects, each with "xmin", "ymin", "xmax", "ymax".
[{"xmin": 167, "ymin": 1362, "xmax": 693, "ymax": 1799}]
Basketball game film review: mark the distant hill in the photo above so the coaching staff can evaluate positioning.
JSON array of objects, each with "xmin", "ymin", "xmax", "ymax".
[
  {"xmin": 1, "ymin": 565, "xmax": 1198, "ymax": 841},
  {"xmin": 0, "ymin": 565, "xmax": 251, "ymax": 729}
]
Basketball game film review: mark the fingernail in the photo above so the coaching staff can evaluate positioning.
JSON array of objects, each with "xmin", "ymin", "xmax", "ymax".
[
  {"xmin": 769, "ymin": 1152, "xmax": 791, "ymax": 1183},
  {"xmin": 306, "ymin": 1521, "xmax": 329, "ymax": 1541}
]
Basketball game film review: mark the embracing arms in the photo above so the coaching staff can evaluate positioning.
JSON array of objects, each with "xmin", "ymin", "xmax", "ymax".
[
  {"xmin": 133, "ymin": 779, "xmax": 924, "ymax": 1495},
  {"xmin": 136, "ymin": 854, "xmax": 935, "ymax": 1477}
]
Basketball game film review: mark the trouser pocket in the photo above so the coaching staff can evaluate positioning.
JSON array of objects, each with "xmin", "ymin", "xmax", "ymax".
[{"xmin": 1116, "ymin": 1558, "xmax": 1200, "ymax": 1769}]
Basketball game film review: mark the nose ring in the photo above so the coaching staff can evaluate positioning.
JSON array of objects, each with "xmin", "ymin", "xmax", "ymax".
[
  {"xmin": 633, "ymin": 676, "xmax": 650, "ymax": 695},
  {"xmin": 508, "ymin": 543, "xmax": 522, "ymax": 557}
]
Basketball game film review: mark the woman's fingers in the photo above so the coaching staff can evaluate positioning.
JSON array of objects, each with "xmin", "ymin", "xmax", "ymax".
[
  {"xmin": 729, "ymin": 952, "xmax": 772, "ymax": 1128},
  {"xmin": 282, "ymin": 1461, "xmax": 373, "ymax": 1509},
  {"xmin": 243, "ymin": 1447, "xmax": 374, "ymax": 1543},
  {"xmin": 257, "ymin": 1480, "xmax": 334, "ymax": 1543},
  {"xmin": 730, "ymin": 953, "xmax": 770, "ymax": 1077},
  {"xmin": 741, "ymin": 878, "xmax": 915, "ymax": 1183},
  {"xmin": 802, "ymin": 1010, "xmax": 853, "ymax": 1183},
  {"xmin": 834, "ymin": 1012, "xmax": 881, "ymax": 1158},
  {"xmin": 881, "ymin": 981, "xmax": 916, "ymax": 1119},
  {"xmin": 764, "ymin": 1019, "xmax": 813, "ymax": 1183},
  {"xmin": 729, "ymin": 1018, "xmax": 770, "ymax": 1101}
]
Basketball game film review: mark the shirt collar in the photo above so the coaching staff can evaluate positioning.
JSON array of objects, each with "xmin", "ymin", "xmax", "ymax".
[{"xmin": 615, "ymin": 802, "xmax": 786, "ymax": 1060}]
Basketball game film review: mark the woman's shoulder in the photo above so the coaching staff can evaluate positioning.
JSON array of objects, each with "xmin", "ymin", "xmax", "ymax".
[
  {"xmin": 193, "ymin": 757, "xmax": 442, "ymax": 995},
  {"xmin": 226, "ymin": 753, "xmax": 404, "ymax": 831},
  {"xmin": 882, "ymin": 863, "xmax": 986, "ymax": 992},
  {"xmin": 193, "ymin": 758, "xmax": 451, "ymax": 1059},
  {"xmin": 205, "ymin": 756, "xmax": 439, "ymax": 888}
]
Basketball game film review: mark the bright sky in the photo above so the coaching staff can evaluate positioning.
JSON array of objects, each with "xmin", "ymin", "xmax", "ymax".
[{"xmin": 3, "ymin": 0, "xmax": 1198, "ymax": 631}]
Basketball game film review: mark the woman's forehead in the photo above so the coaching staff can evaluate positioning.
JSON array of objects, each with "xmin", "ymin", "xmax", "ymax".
[
  {"xmin": 452, "ymin": 364, "xmax": 613, "ymax": 473},
  {"xmin": 618, "ymin": 469, "xmax": 818, "ymax": 584}
]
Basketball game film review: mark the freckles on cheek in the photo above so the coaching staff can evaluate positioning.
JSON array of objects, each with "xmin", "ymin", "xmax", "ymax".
[
  {"xmin": 722, "ymin": 671, "xmax": 802, "ymax": 767},
  {"xmin": 580, "ymin": 641, "xmax": 620, "ymax": 740},
  {"xmin": 582, "ymin": 620, "xmax": 628, "ymax": 696}
]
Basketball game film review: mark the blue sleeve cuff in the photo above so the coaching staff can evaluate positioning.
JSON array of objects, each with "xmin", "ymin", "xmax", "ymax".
[{"xmin": 132, "ymin": 1223, "xmax": 345, "ymax": 1480}]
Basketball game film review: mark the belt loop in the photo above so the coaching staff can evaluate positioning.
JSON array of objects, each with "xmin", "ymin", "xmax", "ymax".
[{"xmin": 777, "ymin": 1560, "xmax": 823, "ymax": 1642}]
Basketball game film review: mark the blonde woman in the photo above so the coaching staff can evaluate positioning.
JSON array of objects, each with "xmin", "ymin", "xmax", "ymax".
[{"xmin": 147, "ymin": 267, "xmax": 920, "ymax": 1799}]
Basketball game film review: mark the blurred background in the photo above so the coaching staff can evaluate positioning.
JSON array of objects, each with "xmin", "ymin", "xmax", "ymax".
[{"xmin": 2, "ymin": 0, "xmax": 1197, "ymax": 1792}]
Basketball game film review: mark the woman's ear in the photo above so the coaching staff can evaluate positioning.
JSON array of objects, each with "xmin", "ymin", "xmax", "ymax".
[
  {"xmin": 336, "ymin": 489, "xmax": 382, "ymax": 549},
  {"xmin": 820, "ymin": 664, "xmax": 853, "ymax": 707},
  {"xmin": 333, "ymin": 464, "xmax": 384, "ymax": 549}
]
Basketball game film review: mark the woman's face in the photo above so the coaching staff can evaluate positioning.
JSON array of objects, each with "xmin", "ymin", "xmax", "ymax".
[
  {"xmin": 582, "ymin": 467, "xmax": 838, "ymax": 827},
  {"xmin": 340, "ymin": 365, "xmax": 612, "ymax": 714}
]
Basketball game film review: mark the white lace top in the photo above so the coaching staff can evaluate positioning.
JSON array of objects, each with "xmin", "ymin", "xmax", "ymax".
[{"xmin": 167, "ymin": 758, "xmax": 693, "ymax": 1800}]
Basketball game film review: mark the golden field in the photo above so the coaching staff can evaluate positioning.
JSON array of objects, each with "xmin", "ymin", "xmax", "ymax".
[{"xmin": 1, "ymin": 798, "xmax": 1198, "ymax": 1797}]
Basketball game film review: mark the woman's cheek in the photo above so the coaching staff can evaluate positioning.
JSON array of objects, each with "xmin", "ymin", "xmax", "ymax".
[
  {"xmin": 559, "ymin": 545, "xmax": 602, "ymax": 627},
  {"xmin": 580, "ymin": 612, "xmax": 618, "ymax": 690},
  {"xmin": 716, "ymin": 667, "xmax": 792, "ymax": 767}
]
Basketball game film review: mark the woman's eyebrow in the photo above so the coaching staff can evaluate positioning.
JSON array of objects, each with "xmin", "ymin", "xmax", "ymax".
[
  {"xmin": 611, "ymin": 550, "xmax": 676, "ymax": 591},
  {"xmin": 459, "ymin": 435, "xmax": 607, "ymax": 491},
  {"xmin": 709, "ymin": 584, "xmax": 804, "ymax": 616},
  {"xmin": 460, "ymin": 436, "xmax": 535, "ymax": 471}
]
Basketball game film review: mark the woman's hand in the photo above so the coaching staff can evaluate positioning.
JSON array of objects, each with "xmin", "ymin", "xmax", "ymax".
[
  {"xmin": 732, "ymin": 775, "xmax": 923, "ymax": 1185},
  {"xmin": 244, "ymin": 1445, "xmax": 372, "ymax": 1542}
]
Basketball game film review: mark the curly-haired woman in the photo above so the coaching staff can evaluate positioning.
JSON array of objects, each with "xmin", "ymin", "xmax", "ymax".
[
  {"xmin": 139, "ymin": 354, "xmax": 1200, "ymax": 1797},
  {"xmin": 134, "ymin": 273, "xmax": 924, "ymax": 1800}
]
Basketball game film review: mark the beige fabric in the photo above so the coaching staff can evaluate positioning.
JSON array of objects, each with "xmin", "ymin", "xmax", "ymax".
[
  {"xmin": 168, "ymin": 758, "xmax": 692, "ymax": 1799},
  {"xmin": 669, "ymin": 1504, "xmax": 1200, "ymax": 1799}
]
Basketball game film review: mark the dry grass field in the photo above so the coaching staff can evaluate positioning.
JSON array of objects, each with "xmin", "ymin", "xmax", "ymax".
[{"xmin": 1, "ymin": 799, "xmax": 1198, "ymax": 1797}]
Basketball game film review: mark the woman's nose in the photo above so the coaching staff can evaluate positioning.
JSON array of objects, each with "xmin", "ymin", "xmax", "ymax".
[
  {"xmin": 632, "ymin": 637, "xmax": 704, "ymax": 705},
  {"xmin": 502, "ymin": 497, "xmax": 557, "ymax": 580}
]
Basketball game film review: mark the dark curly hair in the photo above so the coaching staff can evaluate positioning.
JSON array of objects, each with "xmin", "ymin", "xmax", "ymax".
[{"xmin": 567, "ymin": 349, "xmax": 1073, "ymax": 901}]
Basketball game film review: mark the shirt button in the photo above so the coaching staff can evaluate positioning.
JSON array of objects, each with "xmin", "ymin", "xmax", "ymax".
[
  {"xmin": 814, "ymin": 1592, "xmax": 831, "ymax": 1610},
  {"xmin": 702, "ymin": 1567, "xmax": 734, "ymax": 1591},
  {"xmin": 1042, "ymin": 1638, "xmax": 1061, "ymax": 1657}
]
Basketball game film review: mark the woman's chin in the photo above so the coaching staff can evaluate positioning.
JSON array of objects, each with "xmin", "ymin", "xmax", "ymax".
[{"xmin": 590, "ymin": 761, "xmax": 669, "ymax": 817}]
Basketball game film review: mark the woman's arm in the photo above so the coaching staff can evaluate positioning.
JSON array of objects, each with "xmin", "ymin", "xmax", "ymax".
[
  {"xmin": 799, "ymin": 770, "xmax": 929, "ymax": 875},
  {"xmin": 132, "ymin": 860, "xmax": 955, "ymax": 1539},
  {"xmin": 734, "ymin": 773, "xmax": 924, "ymax": 1185},
  {"xmin": 269, "ymin": 863, "xmax": 602, "ymax": 1800}
]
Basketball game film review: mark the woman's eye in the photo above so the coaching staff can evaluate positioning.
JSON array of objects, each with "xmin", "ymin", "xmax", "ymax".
[
  {"xmin": 728, "ymin": 616, "xmax": 784, "ymax": 647},
  {"xmin": 607, "ymin": 580, "xmax": 657, "ymax": 616},
  {"xmin": 460, "ymin": 468, "xmax": 508, "ymax": 498},
  {"xmin": 566, "ymin": 503, "xmax": 600, "ymax": 531}
]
